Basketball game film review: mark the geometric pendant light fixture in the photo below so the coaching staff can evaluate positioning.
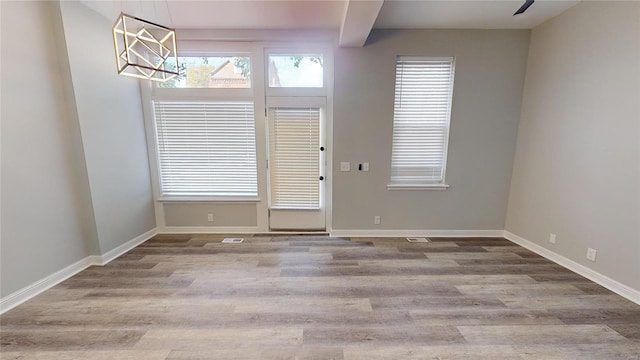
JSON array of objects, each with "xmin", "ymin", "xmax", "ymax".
[{"xmin": 112, "ymin": 13, "xmax": 179, "ymax": 82}]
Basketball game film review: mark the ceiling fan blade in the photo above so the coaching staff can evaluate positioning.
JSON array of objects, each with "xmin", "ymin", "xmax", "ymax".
[{"xmin": 514, "ymin": 0, "xmax": 535, "ymax": 15}]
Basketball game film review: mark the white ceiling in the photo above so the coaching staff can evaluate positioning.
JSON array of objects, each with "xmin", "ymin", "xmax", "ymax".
[
  {"xmin": 374, "ymin": 0, "xmax": 581, "ymax": 29},
  {"xmin": 81, "ymin": 0, "xmax": 581, "ymax": 46},
  {"xmin": 81, "ymin": 0, "xmax": 347, "ymax": 29}
]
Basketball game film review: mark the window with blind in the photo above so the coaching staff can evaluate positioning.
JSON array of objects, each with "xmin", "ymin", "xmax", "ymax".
[
  {"xmin": 153, "ymin": 101, "xmax": 258, "ymax": 198},
  {"xmin": 389, "ymin": 57, "xmax": 455, "ymax": 188},
  {"xmin": 268, "ymin": 107, "xmax": 321, "ymax": 209}
]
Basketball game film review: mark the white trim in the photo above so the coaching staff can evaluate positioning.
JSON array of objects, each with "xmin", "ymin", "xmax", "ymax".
[
  {"xmin": 158, "ymin": 197, "xmax": 261, "ymax": 204},
  {"xmin": 160, "ymin": 229, "xmax": 328, "ymax": 235},
  {"xmin": 4, "ymin": 227, "xmax": 638, "ymax": 314},
  {"xmin": 0, "ymin": 228, "xmax": 158, "ymax": 315},
  {"xmin": 503, "ymin": 230, "xmax": 640, "ymax": 305},
  {"xmin": 390, "ymin": 57, "xmax": 455, "ymax": 188},
  {"xmin": 330, "ymin": 229, "xmax": 504, "ymax": 238},
  {"xmin": 266, "ymin": 97, "xmax": 326, "ymax": 108},
  {"xmin": 252, "ymin": 42, "xmax": 270, "ymax": 233},
  {"xmin": 159, "ymin": 229, "xmax": 503, "ymax": 238},
  {"xmin": 98, "ymin": 228, "xmax": 158, "ymax": 265},
  {"xmin": 151, "ymin": 89, "xmax": 253, "ymax": 100},
  {"xmin": 161, "ymin": 226, "xmax": 260, "ymax": 234},
  {"xmin": 0, "ymin": 257, "xmax": 97, "ymax": 314},
  {"xmin": 387, "ymin": 184, "xmax": 450, "ymax": 191}
]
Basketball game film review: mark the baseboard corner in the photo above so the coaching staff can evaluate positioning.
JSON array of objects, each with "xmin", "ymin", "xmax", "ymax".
[
  {"xmin": 0, "ymin": 227, "xmax": 159, "ymax": 315},
  {"xmin": 503, "ymin": 230, "xmax": 640, "ymax": 305},
  {"xmin": 98, "ymin": 227, "xmax": 158, "ymax": 265}
]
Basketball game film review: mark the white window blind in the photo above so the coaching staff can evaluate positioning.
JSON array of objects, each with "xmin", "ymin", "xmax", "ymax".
[
  {"xmin": 268, "ymin": 107, "xmax": 321, "ymax": 209},
  {"xmin": 153, "ymin": 101, "xmax": 258, "ymax": 197},
  {"xmin": 390, "ymin": 57, "xmax": 455, "ymax": 187}
]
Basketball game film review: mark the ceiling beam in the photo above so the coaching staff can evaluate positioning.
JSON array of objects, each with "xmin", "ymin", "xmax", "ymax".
[{"xmin": 339, "ymin": 0, "xmax": 384, "ymax": 47}]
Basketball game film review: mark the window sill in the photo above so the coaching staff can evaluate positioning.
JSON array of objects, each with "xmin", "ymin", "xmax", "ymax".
[
  {"xmin": 387, "ymin": 184, "xmax": 450, "ymax": 191},
  {"xmin": 158, "ymin": 196, "xmax": 260, "ymax": 203},
  {"xmin": 270, "ymin": 207, "xmax": 321, "ymax": 211}
]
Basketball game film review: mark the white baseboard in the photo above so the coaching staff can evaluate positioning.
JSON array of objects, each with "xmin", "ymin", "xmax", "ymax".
[
  {"xmin": 4, "ymin": 228, "xmax": 637, "ymax": 314},
  {"xmin": 161, "ymin": 226, "xmax": 260, "ymax": 234},
  {"xmin": 330, "ymin": 229, "xmax": 504, "ymax": 238},
  {"xmin": 0, "ymin": 256, "xmax": 94, "ymax": 314},
  {"xmin": 159, "ymin": 228, "xmax": 503, "ymax": 238},
  {"xmin": 503, "ymin": 230, "xmax": 640, "ymax": 305},
  {"xmin": 0, "ymin": 227, "xmax": 158, "ymax": 315}
]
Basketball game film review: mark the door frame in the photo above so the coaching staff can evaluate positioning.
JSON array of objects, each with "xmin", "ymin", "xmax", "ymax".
[
  {"xmin": 265, "ymin": 97, "xmax": 327, "ymax": 231},
  {"xmin": 261, "ymin": 47, "xmax": 334, "ymax": 232}
]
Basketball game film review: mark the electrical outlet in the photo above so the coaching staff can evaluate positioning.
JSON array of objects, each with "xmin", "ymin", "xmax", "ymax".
[
  {"xmin": 549, "ymin": 233, "xmax": 557, "ymax": 244},
  {"xmin": 362, "ymin": 162, "xmax": 369, "ymax": 171},
  {"xmin": 374, "ymin": 216, "xmax": 381, "ymax": 225},
  {"xmin": 586, "ymin": 248, "xmax": 597, "ymax": 262},
  {"xmin": 207, "ymin": 213, "xmax": 214, "ymax": 222},
  {"xmin": 340, "ymin": 162, "xmax": 350, "ymax": 172}
]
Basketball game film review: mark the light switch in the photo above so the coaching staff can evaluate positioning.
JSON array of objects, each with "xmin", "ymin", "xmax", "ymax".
[{"xmin": 340, "ymin": 162, "xmax": 350, "ymax": 172}]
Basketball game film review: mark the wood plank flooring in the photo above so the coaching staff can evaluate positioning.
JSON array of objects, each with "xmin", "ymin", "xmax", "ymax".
[{"xmin": 1, "ymin": 235, "xmax": 639, "ymax": 359}]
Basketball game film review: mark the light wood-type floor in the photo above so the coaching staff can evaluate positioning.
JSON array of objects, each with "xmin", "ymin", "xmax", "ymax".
[{"xmin": 1, "ymin": 235, "xmax": 639, "ymax": 359}]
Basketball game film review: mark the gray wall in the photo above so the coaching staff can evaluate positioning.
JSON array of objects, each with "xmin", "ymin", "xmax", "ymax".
[
  {"xmin": 58, "ymin": 1, "xmax": 156, "ymax": 253},
  {"xmin": 1, "ymin": 0, "xmax": 157, "ymax": 298},
  {"xmin": 332, "ymin": 29, "xmax": 530, "ymax": 230},
  {"xmin": 164, "ymin": 203, "xmax": 257, "ymax": 227},
  {"xmin": 506, "ymin": 1, "xmax": 640, "ymax": 291},
  {"xmin": 0, "ymin": 1, "xmax": 91, "ymax": 297},
  {"xmin": 163, "ymin": 203, "xmax": 258, "ymax": 227}
]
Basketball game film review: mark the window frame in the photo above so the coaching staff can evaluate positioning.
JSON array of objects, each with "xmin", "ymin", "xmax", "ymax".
[
  {"xmin": 138, "ymin": 38, "xmax": 335, "ymax": 232},
  {"xmin": 151, "ymin": 52, "xmax": 254, "ymax": 99},
  {"xmin": 387, "ymin": 56, "xmax": 455, "ymax": 191},
  {"xmin": 153, "ymin": 55, "xmax": 252, "ymax": 91},
  {"xmin": 265, "ymin": 48, "xmax": 329, "ymax": 97},
  {"xmin": 148, "ymin": 48, "xmax": 260, "ymax": 202},
  {"xmin": 152, "ymin": 99, "xmax": 259, "ymax": 201}
]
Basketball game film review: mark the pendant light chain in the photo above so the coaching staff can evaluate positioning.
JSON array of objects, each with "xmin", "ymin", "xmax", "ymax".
[{"xmin": 166, "ymin": 0, "xmax": 175, "ymax": 28}]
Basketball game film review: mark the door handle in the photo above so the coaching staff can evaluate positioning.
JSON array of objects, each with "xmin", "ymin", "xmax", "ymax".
[
  {"xmin": 319, "ymin": 176, "xmax": 324, "ymax": 181},
  {"xmin": 320, "ymin": 146, "xmax": 325, "ymax": 151}
]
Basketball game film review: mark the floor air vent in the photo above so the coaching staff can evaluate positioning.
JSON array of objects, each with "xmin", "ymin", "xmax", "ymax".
[
  {"xmin": 221, "ymin": 238, "xmax": 244, "ymax": 244},
  {"xmin": 406, "ymin": 237, "xmax": 430, "ymax": 243}
]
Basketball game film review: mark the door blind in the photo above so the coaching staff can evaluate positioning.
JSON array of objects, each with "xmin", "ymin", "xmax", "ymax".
[
  {"xmin": 390, "ymin": 57, "xmax": 455, "ymax": 185},
  {"xmin": 153, "ymin": 100, "xmax": 257, "ymax": 197},
  {"xmin": 269, "ymin": 107, "xmax": 320, "ymax": 209}
]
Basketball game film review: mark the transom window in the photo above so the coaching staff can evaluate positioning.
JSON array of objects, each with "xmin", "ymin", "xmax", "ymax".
[
  {"xmin": 267, "ymin": 54, "xmax": 323, "ymax": 88},
  {"xmin": 158, "ymin": 56, "xmax": 251, "ymax": 89}
]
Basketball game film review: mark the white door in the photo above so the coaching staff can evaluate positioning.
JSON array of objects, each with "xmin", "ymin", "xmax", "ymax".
[{"xmin": 267, "ymin": 98, "xmax": 326, "ymax": 230}]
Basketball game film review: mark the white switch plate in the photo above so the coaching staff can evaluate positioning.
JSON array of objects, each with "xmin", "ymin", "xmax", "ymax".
[
  {"xmin": 207, "ymin": 213, "xmax": 213, "ymax": 222},
  {"xmin": 586, "ymin": 248, "xmax": 597, "ymax": 262},
  {"xmin": 549, "ymin": 233, "xmax": 556, "ymax": 244},
  {"xmin": 340, "ymin": 162, "xmax": 350, "ymax": 171},
  {"xmin": 362, "ymin": 162, "xmax": 369, "ymax": 171},
  {"xmin": 374, "ymin": 216, "xmax": 381, "ymax": 225}
]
